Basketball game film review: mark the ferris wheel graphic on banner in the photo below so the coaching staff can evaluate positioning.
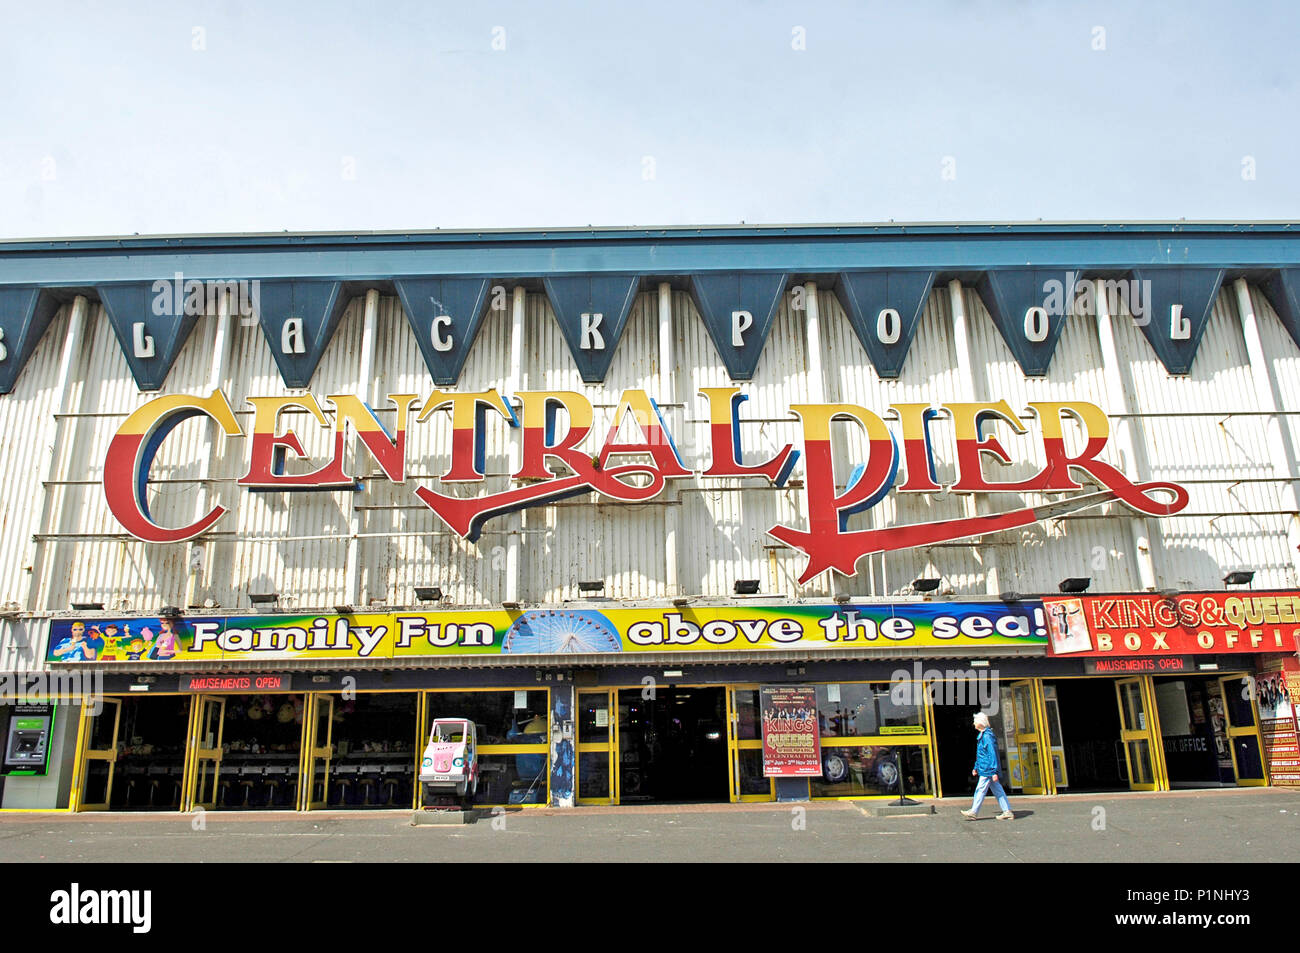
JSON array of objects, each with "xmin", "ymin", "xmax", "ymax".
[{"xmin": 502, "ymin": 610, "xmax": 623, "ymax": 654}]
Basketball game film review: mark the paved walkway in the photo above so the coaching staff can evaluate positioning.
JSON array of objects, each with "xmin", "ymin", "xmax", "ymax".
[{"xmin": 0, "ymin": 788, "xmax": 1296, "ymax": 862}]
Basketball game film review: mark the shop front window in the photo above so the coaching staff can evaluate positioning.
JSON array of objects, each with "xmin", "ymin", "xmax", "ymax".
[
  {"xmin": 479, "ymin": 753, "xmax": 549, "ymax": 804},
  {"xmin": 578, "ymin": 692, "xmax": 610, "ymax": 744},
  {"xmin": 427, "ymin": 691, "xmax": 549, "ymax": 745},
  {"xmin": 733, "ymin": 689, "xmax": 762, "ymax": 740},
  {"xmin": 811, "ymin": 745, "xmax": 932, "ymax": 798},
  {"xmin": 423, "ymin": 690, "xmax": 550, "ymax": 806},
  {"xmin": 814, "ymin": 683, "xmax": 925, "ymax": 737}
]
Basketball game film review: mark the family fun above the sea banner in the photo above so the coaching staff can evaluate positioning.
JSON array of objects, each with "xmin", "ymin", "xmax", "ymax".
[
  {"xmin": 104, "ymin": 386, "xmax": 1188, "ymax": 583},
  {"xmin": 47, "ymin": 603, "xmax": 1050, "ymax": 663}
]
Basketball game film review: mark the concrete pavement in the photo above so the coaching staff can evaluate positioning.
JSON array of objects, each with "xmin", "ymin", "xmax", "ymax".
[{"xmin": 0, "ymin": 788, "xmax": 1296, "ymax": 863}]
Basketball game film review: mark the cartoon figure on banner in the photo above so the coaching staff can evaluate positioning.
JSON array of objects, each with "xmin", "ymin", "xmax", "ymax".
[
  {"xmin": 51, "ymin": 622, "xmax": 104, "ymax": 661},
  {"xmin": 146, "ymin": 618, "xmax": 182, "ymax": 660},
  {"xmin": 99, "ymin": 623, "xmax": 122, "ymax": 661},
  {"xmin": 123, "ymin": 625, "xmax": 150, "ymax": 661},
  {"xmin": 1045, "ymin": 599, "xmax": 1091, "ymax": 655}
]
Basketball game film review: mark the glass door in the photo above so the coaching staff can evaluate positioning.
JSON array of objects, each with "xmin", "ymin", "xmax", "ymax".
[
  {"xmin": 303, "ymin": 694, "xmax": 335, "ymax": 810},
  {"xmin": 1043, "ymin": 684, "xmax": 1069, "ymax": 790},
  {"xmin": 77, "ymin": 698, "xmax": 121, "ymax": 811},
  {"xmin": 1010, "ymin": 680, "xmax": 1045, "ymax": 794},
  {"xmin": 184, "ymin": 696, "xmax": 226, "ymax": 810},
  {"xmin": 727, "ymin": 685, "xmax": 773, "ymax": 802},
  {"xmin": 1115, "ymin": 677, "xmax": 1158, "ymax": 790},
  {"xmin": 576, "ymin": 689, "xmax": 616, "ymax": 805},
  {"xmin": 1218, "ymin": 675, "xmax": 1268, "ymax": 786}
]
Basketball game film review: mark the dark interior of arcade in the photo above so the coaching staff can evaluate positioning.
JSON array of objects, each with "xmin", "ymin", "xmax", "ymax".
[
  {"xmin": 617, "ymin": 687, "xmax": 729, "ymax": 802},
  {"xmin": 82, "ymin": 696, "xmax": 190, "ymax": 810}
]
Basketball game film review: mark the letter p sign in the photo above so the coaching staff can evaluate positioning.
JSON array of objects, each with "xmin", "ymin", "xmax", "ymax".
[{"xmin": 732, "ymin": 310, "xmax": 753, "ymax": 347}]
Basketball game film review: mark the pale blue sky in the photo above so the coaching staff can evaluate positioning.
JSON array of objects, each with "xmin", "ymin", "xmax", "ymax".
[{"xmin": 2, "ymin": 0, "xmax": 1296, "ymax": 238}]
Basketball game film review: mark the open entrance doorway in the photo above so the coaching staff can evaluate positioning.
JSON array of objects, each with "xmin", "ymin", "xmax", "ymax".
[
  {"xmin": 932, "ymin": 679, "xmax": 1040, "ymax": 796},
  {"xmin": 1043, "ymin": 679, "xmax": 1127, "ymax": 792},
  {"xmin": 1153, "ymin": 674, "xmax": 1267, "ymax": 788},
  {"xmin": 77, "ymin": 695, "xmax": 191, "ymax": 811},
  {"xmin": 302, "ymin": 692, "xmax": 417, "ymax": 809},
  {"xmin": 187, "ymin": 694, "xmax": 306, "ymax": 810},
  {"xmin": 617, "ymin": 686, "xmax": 728, "ymax": 802}
]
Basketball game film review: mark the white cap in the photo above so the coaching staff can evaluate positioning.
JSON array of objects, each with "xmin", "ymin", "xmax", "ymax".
[{"xmin": 972, "ymin": 712, "xmax": 990, "ymax": 729}]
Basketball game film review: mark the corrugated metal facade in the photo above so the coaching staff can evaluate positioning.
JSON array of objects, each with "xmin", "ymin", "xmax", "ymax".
[{"xmin": 4, "ymin": 230, "xmax": 1300, "ymax": 674}]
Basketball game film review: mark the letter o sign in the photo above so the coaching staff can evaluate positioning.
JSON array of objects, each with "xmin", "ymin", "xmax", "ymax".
[
  {"xmin": 1024, "ymin": 306, "xmax": 1049, "ymax": 342},
  {"xmin": 876, "ymin": 308, "xmax": 901, "ymax": 345}
]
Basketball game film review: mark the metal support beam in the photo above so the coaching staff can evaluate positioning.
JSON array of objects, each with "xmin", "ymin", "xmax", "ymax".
[
  {"xmin": 505, "ymin": 286, "xmax": 525, "ymax": 605},
  {"xmin": 1233, "ymin": 278, "xmax": 1300, "ymax": 582},
  {"xmin": 1095, "ymin": 279, "xmax": 1159, "ymax": 590},
  {"xmin": 947, "ymin": 280, "xmax": 1000, "ymax": 595},
  {"xmin": 185, "ymin": 290, "xmax": 235, "ymax": 610},
  {"xmin": 26, "ymin": 295, "xmax": 89, "ymax": 611},
  {"xmin": 659, "ymin": 282, "xmax": 679, "ymax": 596},
  {"xmin": 344, "ymin": 289, "xmax": 380, "ymax": 607}
]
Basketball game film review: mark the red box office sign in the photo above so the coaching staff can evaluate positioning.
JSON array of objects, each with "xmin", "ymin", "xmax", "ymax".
[{"xmin": 1044, "ymin": 592, "xmax": 1300, "ymax": 658}]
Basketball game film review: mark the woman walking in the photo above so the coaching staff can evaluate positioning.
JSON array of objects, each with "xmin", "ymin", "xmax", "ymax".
[{"xmin": 961, "ymin": 712, "xmax": 1014, "ymax": 820}]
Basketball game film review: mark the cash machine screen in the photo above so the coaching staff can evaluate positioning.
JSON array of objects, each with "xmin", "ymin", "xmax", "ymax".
[{"xmin": 4, "ymin": 707, "xmax": 52, "ymax": 772}]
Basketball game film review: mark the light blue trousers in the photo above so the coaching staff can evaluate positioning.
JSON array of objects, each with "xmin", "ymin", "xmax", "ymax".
[{"xmin": 970, "ymin": 774, "xmax": 1011, "ymax": 814}]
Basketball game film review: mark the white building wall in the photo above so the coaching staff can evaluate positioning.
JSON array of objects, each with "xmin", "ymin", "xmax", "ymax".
[{"xmin": 3, "ymin": 274, "xmax": 1298, "ymax": 618}]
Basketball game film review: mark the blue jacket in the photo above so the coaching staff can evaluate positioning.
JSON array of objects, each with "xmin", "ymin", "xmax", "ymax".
[{"xmin": 973, "ymin": 728, "xmax": 1000, "ymax": 777}]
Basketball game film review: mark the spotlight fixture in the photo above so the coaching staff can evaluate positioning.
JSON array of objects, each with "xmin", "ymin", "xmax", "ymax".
[
  {"xmin": 333, "ymin": 605, "xmax": 354, "ymax": 615},
  {"xmin": 672, "ymin": 597, "xmax": 691, "ymax": 608},
  {"xmin": 1058, "ymin": 577, "xmax": 1091, "ymax": 594},
  {"xmin": 502, "ymin": 601, "xmax": 521, "ymax": 611},
  {"xmin": 577, "ymin": 580, "xmax": 605, "ymax": 594},
  {"xmin": 734, "ymin": 580, "xmax": 761, "ymax": 595},
  {"xmin": 249, "ymin": 592, "xmax": 279, "ymax": 606},
  {"xmin": 1158, "ymin": 588, "xmax": 1179, "ymax": 600},
  {"xmin": 833, "ymin": 593, "xmax": 851, "ymax": 605},
  {"xmin": 70, "ymin": 602, "xmax": 104, "ymax": 612},
  {"xmin": 414, "ymin": 586, "xmax": 442, "ymax": 602},
  {"xmin": 159, "ymin": 605, "xmax": 183, "ymax": 619},
  {"xmin": 1000, "ymin": 591, "xmax": 1023, "ymax": 603},
  {"xmin": 1223, "ymin": 570, "xmax": 1255, "ymax": 587},
  {"xmin": 912, "ymin": 578, "xmax": 941, "ymax": 593}
]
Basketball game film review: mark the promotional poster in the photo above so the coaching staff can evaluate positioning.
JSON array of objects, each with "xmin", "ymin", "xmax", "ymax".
[{"xmin": 760, "ymin": 686, "xmax": 822, "ymax": 777}]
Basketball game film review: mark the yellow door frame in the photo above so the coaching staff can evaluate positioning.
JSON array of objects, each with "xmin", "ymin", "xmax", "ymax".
[
  {"xmin": 302, "ymin": 694, "xmax": 336, "ymax": 810},
  {"xmin": 1114, "ymin": 677, "xmax": 1160, "ymax": 791},
  {"xmin": 727, "ymin": 684, "xmax": 773, "ymax": 803},
  {"xmin": 1217, "ymin": 674, "xmax": 1270, "ymax": 787},
  {"xmin": 1041, "ymin": 683, "xmax": 1070, "ymax": 792},
  {"xmin": 1009, "ymin": 679, "xmax": 1047, "ymax": 795},
  {"xmin": 605, "ymin": 682, "xmax": 739, "ymax": 805},
  {"xmin": 575, "ymin": 688, "xmax": 617, "ymax": 805},
  {"xmin": 183, "ymin": 695, "xmax": 227, "ymax": 811},
  {"xmin": 74, "ymin": 697, "xmax": 121, "ymax": 811},
  {"xmin": 414, "ymin": 691, "xmax": 427, "ymax": 809},
  {"xmin": 1141, "ymin": 676, "xmax": 1170, "ymax": 790},
  {"xmin": 925, "ymin": 687, "xmax": 942, "ymax": 799},
  {"xmin": 177, "ymin": 693, "xmax": 201, "ymax": 810}
]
